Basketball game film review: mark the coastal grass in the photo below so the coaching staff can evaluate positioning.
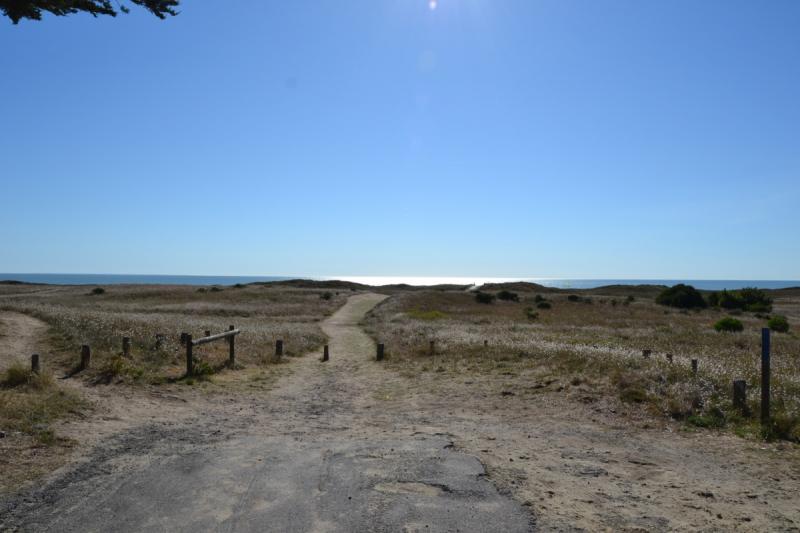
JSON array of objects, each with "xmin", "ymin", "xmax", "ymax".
[
  {"xmin": 364, "ymin": 288, "xmax": 800, "ymax": 442},
  {"xmin": 0, "ymin": 284, "xmax": 349, "ymax": 384}
]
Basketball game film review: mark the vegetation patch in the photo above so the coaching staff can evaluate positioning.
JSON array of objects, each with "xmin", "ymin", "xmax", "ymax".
[
  {"xmin": 767, "ymin": 315, "xmax": 790, "ymax": 333},
  {"xmin": 475, "ymin": 292, "xmax": 496, "ymax": 304},
  {"xmin": 714, "ymin": 317, "xmax": 744, "ymax": 333},
  {"xmin": 1, "ymin": 363, "xmax": 86, "ymax": 445},
  {"xmin": 407, "ymin": 309, "xmax": 448, "ymax": 321},
  {"xmin": 708, "ymin": 288, "xmax": 772, "ymax": 313},
  {"xmin": 496, "ymin": 290, "xmax": 519, "ymax": 302},
  {"xmin": 655, "ymin": 284, "xmax": 706, "ymax": 309}
]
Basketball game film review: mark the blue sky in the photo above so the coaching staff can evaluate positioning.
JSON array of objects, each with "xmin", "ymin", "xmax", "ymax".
[{"xmin": 1, "ymin": 0, "xmax": 798, "ymax": 279}]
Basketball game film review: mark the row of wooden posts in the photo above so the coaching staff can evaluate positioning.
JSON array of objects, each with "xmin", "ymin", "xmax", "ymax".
[
  {"xmin": 28, "ymin": 326, "xmax": 778, "ymax": 426},
  {"xmin": 636, "ymin": 327, "xmax": 773, "ymax": 424}
]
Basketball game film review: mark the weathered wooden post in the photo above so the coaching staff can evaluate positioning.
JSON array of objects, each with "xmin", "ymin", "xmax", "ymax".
[
  {"xmin": 761, "ymin": 328, "xmax": 771, "ymax": 426},
  {"xmin": 228, "ymin": 325, "xmax": 235, "ymax": 367},
  {"xmin": 733, "ymin": 380, "xmax": 747, "ymax": 414},
  {"xmin": 186, "ymin": 334, "xmax": 194, "ymax": 377},
  {"xmin": 376, "ymin": 343, "xmax": 385, "ymax": 361},
  {"xmin": 180, "ymin": 332, "xmax": 188, "ymax": 346},
  {"xmin": 205, "ymin": 330, "xmax": 211, "ymax": 338},
  {"xmin": 276, "ymin": 339, "xmax": 284, "ymax": 360},
  {"xmin": 691, "ymin": 359, "xmax": 698, "ymax": 375},
  {"xmin": 642, "ymin": 349, "xmax": 651, "ymax": 359},
  {"xmin": 155, "ymin": 334, "xmax": 165, "ymax": 350},
  {"xmin": 323, "ymin": 345, "xmax": 329, "ymax": 362},
  {"xmin": 430, "ymin": 340, "xmax": 435, "ymax": 356},
  {"xmin": 666, "ymin": 353, "xmax": 673, "ymax": 363},
  {"xmin": 31, "ymin": 353, "xmax": 40, "ymax": 374},
  {"xmin": 484, "ymin": 340, "xmax": 488, "ymax": 347},
  {"xmin": 122, "ymin": 336, "xmax": 131, "ymax": 358},
  {"xmin": 80, "ymin": 345, "xmax": 91, "ymax": 370}
]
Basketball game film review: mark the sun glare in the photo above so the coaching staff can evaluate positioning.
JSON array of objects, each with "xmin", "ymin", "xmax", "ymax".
[{"xmin": 429, "ymin": 0, "xmax": 437, "ymax": 10}]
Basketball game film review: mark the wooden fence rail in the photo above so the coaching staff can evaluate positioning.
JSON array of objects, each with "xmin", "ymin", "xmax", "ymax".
[{"xmin": 185, "ymin": 326, "xmax": 240, "ymax": 377}]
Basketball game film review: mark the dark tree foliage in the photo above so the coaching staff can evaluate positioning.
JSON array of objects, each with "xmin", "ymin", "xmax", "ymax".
[
  {"xmin": 496, "ymin": 290, "xmax": 519, "ymax": 302},
  {"xmin": 1, "ymin": 0, "xmax": 179, "ymax": 24},
  {"xmin": 655, "ymin": 284, "xmax": 707, "ymax": 309},
  {"xmin": 710, "ymin": 288, "xmax": 772, "ymax": 313},
  {"xmin": 474, "ymin": 291, "xmax": 495, "ymax": 304}
]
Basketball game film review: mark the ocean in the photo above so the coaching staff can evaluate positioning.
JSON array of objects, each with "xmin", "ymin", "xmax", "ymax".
[{"xmin": 0, "ymin": 274, "xmax": 797, "ymax": 290}]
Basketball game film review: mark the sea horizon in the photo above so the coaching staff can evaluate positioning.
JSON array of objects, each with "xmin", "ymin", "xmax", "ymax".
[{"xmin": 1, "ymin": 273, "xmax": 798, "ymax": 291}]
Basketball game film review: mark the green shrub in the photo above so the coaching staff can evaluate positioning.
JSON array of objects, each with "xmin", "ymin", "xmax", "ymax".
[
  {"xmin": 714, "ymin": 317, "xmax": 744, "ymax": 333},
  {"xmin": 2, "ymin": 363, "xmax": 32, "ymax": 388},
  {"xmin": 536, "ymin": 301, "xmax": 551, "ymax": 309},
  {"xmin": 497, "ymin": 290, "xmax": 519, "ymax": 302},
  {"xmin": 475, "ymin": 292, "xmax": 495, "ymax": 304},
  {"xmin": 90, "ymin": 287, "xmax": 105, "ymax": 295},
  {"xmin": 524, "ymin": 307, "xmax": 538, "ymax": 320},
  {"xmin": 567, "ymin": 294, "xmax": 581, "ymax": 302},
  {"xmin": 655, "ymin": 284, "xmax": 706, "ymax": 309},
  {"xmin": 534, "ymin": 295, "xmax": 546, "ymax": 303},
  {"xmin": 320, "ymin": 292, "xmax": 333, "ymax": 300},
  {"xmin": 768, "ymin": 315, "xmax": 790, "ymax": 333},
  {"xmin": 712, "ymin": 287, "xmax": 772, "ymax": 312}
]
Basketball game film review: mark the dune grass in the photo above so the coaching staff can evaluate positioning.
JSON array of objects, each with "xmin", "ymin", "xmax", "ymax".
[
  {"xmin": 365, "ymin": 288, "xmax": 800, "ymax": 442},
  {"xmin": 1, "ymin": 284, "xmax": 349, "ymax": 384}
]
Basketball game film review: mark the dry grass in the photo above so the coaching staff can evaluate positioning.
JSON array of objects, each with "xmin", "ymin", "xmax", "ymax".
[
  {"xmin": 0, "ymin": 284, "xmax": 349, "ymax": 383},
  {"xmin": 364, "ymin": 288, "xmax": 800, "ymax": 441}
]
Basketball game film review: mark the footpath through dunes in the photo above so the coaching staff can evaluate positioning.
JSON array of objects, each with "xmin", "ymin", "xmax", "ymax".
[
  {"xmin": 0, "ymin": 312, "xmax": 48, "ymax": 372},
  {"xmin": 0, "ymin": 293, "xmax": 535, "ymax": 532}
]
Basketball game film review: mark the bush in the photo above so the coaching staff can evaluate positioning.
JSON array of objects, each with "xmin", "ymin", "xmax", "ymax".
[
  {"xmin": 90, "ymin": 287, "xmax": 105, "ymax": 295},
  {"xmin": 536, "ymin": 301, "xmax": 551, "ymax": 309},
  {"xmin": 475, "ymin": 292, "xmax": 495, "ymax": 304},
  {"xmin": 534, "ymin": 295, "xmax": 546, "ymax": 303},
  {"xmin": 714, "ymin": 317, "xmax": 744, "ymax": 333},
  {"xmin": 524, "ymin": 307, "xmax": 538, "ymax": 320},
  {"xmin": 496, "ymin": 290, "xmax": 519, "ymax": 302},
  {"xmin": 655, "ymin": 284, "xmax": 706, "ymax": 309},
  {"xmin": 320, "ymin": 292, "xmax": 333, "ymax": 301},
  {"xmin": 768, "ymin": 315, "xmax": 790, "ymax": 333},
  {"xmin": 2, "ymin": 363, "xmax": 32, "ymax": 388},
  {"xmin": 567, "ymin": 295, "xmax": 581, "ymax": 302},
  {"xmin": 711, "ymin": 288, "xmax": 772, "ymax": 312}
]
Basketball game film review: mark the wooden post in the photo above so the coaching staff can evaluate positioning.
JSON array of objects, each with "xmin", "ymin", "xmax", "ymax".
[
  {"xmin": 430, "ymin": 340, "xmax": 435, "ymax": 356},
  {"xmin": 761, "ymin": 328, "xmax": 771, "ymax": 426},
  {"xmin": 205, "ymin": 330, "xmax": 211, "ymax": 338},
  {"xmin": 733, "ymin": 380, "xmax": 747, "ymax": 414},
  {"xmin": 666, "ymin": 353, "xmax": 673, "ymax": 363},
  {"xmin": 323, "ymin": 345, "xmax": 329, "ymax": 362},
  {"xmin": 642, "ymin": 349, "xmax": 651, "ymax": 359},
  {"xmin": 31, "ymin": 353, "xmax": 40, "ymax": 374},
  {"xmin": 691, "ymin": 359, "xmax": 698, "ymax": 375},
  {"xmin": 484, "ymin": 340, "xmax": 488, "ymax": 347},
  {"xmin": 180, "ymin": 332, "xmax": 188, "ymax": 346},
  {"xmin": 122, "ymin": 336, "xmax": 131, "ymax": 358},
  {"xmin": 80, "ymin": 345, "xmax": 91, "ymax": 371},
  {"xmin": 186, "ymin": 334, "xmax": 194, "ymax": 377},
  {"xmin": 155, "ymin": 334, "xmax": 165, "ymax": 350},
  {"xmin": 276, "ymin": 339, "xmax": 284, "ymax": 359},
  {"xmin": 228, "ymin": 325, "xmax": 235, "ymax": 367},
  {"xmin": 376, "ymin": 343, "xmax": 385, "ymax": 361}
]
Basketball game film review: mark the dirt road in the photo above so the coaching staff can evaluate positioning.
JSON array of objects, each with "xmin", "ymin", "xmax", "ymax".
[
  {"xmin": 2, "ymin": 294, "xmax": 799, "ymax": 531},
  {"xmin": 0, "ymin": 294, "xmax": 533, "ymax": 532}
]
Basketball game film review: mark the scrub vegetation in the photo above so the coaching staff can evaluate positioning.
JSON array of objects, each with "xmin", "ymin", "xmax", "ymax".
[
  {"xmin": 0, "ymin": 282, "xmax": 348, "ymax": 384},
  {"xmin": 364, "ymin": 283, "xmax": 800, "ymax": 442}
]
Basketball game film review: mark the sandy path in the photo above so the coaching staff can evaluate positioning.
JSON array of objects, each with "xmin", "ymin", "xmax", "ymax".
[
  {"xmin": 0, "ymin": 312, "xmax": 48, "ymax": 371},
  {"xmin": 0, "ymin": 294, "xmax": 534, "ymax": 532}
]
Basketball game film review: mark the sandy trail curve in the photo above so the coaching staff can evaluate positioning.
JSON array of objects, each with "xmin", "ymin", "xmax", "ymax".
[
  {"xmin": 0, "ymin": 312, "xmax": 48, "ymax": 372},
  {"xmin": 0, "ymin": 294, "xmax": 534, "ymax": 532}
]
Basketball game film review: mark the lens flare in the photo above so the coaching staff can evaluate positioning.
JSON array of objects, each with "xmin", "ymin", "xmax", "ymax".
[{"xmin": 429, "ymin": 0, "xmax": 437, "ymax": 10}]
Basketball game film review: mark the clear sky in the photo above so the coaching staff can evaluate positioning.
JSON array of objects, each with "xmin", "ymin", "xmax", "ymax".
[{"xmin": 1, "ymin": 0, "xmax": 798, "ymax": 279}]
